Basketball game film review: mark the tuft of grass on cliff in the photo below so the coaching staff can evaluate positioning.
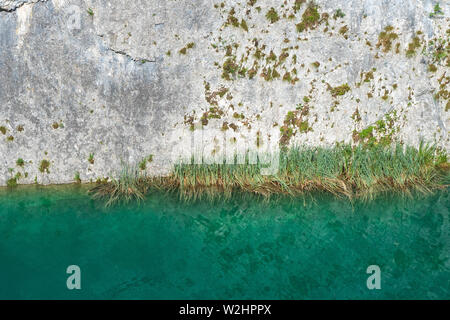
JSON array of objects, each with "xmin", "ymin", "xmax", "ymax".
[{"xmin": 89, "ymin": 143, "xmax": 449, "ymax": 206}]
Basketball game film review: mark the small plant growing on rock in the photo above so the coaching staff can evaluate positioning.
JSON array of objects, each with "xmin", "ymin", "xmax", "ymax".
[
  {"xmin": 88, "ymin": 153, "xmax": 95, "ymax": 164},
  {"xmin": 226, "ymin": 8, "xmax": 240, "ymax": 27},
  {"xmin": 363, "ymin": 70, "xmax": 375, "ymax": 82},
  {"xmin": 293, "ymin": 0, "xmax": 306, "ymax": 12},
  {"xmin": 139, "ymin": 159, "xmax": 147, "ymax": 171},
  {"xmin": 339, "ymin": 25, "xmax": 349, "ymax": 38},
  {"xmin": 139, "ymin": 155, "xmax": 153, "ymax": 171},
  {"xmin": 329, "ymin": 83, "xmax": 351, "ymax": 97},
  {"xmin": 0, "ymin": 126, "xmax": 6, "ymax": 135},
  {"xmin": 265, "ymin": 7, "xmax": 279, "ymax": 23},
  {"xmin": 351, "ymin": 108, "xmax": 362, "ymax": 122},
  {"xmin": 240, "ymin": 19, "xmax": 248, "ymax": 31},
  {"xmin": 427, "ymin": 38, "xmax": 449, "ymax": 62},
  {"xmin": 179, "ymin": 42, "xmax": 195, "ymax": 55},
  {"xmin": 334, "ymin": 9, "xmax": 345, "ymax": 19},
  {"xmin": 406, "ymin": 36, "xmax": 421, "ymax": 57},
  {"xmin": 376, "ymin": 26, "xmax": 399, "ymax": 52},
  {"xmin": 222, "ymin": 58, "xmax": 239, "ymax": 80},
  {"xmin": 298, "ymin": 120, "xmax": 312, "ymax": 133},
  {"xmin": 428, "ymin": 64, "xmax": 438, "ymax": 72},
  {"xmin": 74, "ymin": 172, "xmax": 81, "ymax": 183},
  {"xmin": 87, "ymin": 8, "xmax": 94, "ymax": 16},
  {"xmin": 7, "ymin": 178, "xmax": 17, "ymax": 188},
  {"xmin": 296, "ymin": 3, "xmax": 322, "ymax": 32},
  {"xmin": 429, "ymin": 2, "xmax": 443, "ymax": 18},
  {"xmin": 39, "ymin": 160, "xmax": 50, "ymax": 174},
  {"xmin": 16, "ymin": 158, "xmax": 25, "ymax": 167}
]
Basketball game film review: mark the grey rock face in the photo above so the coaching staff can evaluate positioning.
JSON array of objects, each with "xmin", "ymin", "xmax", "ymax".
[
  {"xmin": 0, "ymin": 0, "xmax": 448, "ymax": 186},
  {"xmin": 0, "ymin": 0, "xmax": 47, "ymax": 11}
]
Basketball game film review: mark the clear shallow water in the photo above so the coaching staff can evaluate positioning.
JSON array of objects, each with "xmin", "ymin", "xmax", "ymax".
[{"xmin": 0, "ymin": 185, "xmax": 448, "ymax": 300}]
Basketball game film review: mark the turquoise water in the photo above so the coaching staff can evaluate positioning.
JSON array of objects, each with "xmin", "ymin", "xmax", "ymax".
[{"xmin": 0, "ymin": 186, "xmax": 448, "ymax": 299}]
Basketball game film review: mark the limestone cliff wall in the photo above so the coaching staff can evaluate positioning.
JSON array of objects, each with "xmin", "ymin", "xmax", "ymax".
[{"xmin": 0, "ymin": 0, "xmax": 448, "ymax": 185}]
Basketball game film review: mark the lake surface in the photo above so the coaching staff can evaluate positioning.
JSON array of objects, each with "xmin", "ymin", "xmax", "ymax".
[{"xmin": 0, "ymin": 185, "xmax": 448, "ymax": 299}]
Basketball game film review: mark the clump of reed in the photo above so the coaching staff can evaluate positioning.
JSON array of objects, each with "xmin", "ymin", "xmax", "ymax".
[
  {"xmin": 90, "ymin": 143, "xmax": 449, "ymax": 205},
  {"xmin": 89, "ymin": 163, "xmax": 149, "ymax": 207}
]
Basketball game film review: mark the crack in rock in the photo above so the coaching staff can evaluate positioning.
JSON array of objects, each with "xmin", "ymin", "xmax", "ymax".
[
  {"xmin": 95, "ymin": 28, "xmax": 160, "ymax": 63},
  {"xmin": 105, "ymin": 46, "xmax": 156, "ymax": 63},
  {"xmin": 96, "ymin": 35, "xmax": 156, "ymax": 64}
]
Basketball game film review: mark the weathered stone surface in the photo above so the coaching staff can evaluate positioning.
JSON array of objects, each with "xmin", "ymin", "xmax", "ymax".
[
  {"xmin": 0, "ymin": 0, "xmax": 448, "ymax": 186},
  {"xmin": 0, "ymin": 0, "xmax": 46, "ymax": 12}
]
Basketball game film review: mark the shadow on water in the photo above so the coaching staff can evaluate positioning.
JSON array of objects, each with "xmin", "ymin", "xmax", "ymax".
[{"xmin": 0, "ymin": 185, "xmax": 448, "ymax": 299}]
